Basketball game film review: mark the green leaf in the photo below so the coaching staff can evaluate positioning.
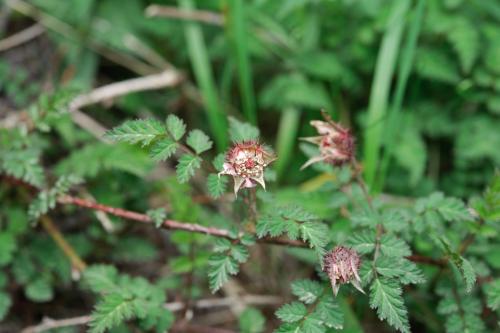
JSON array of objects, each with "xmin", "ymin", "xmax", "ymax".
[
  {"xmin": 213, "ymin": 238, "xmax": 232, "ymax": 252},
  {"xmin": 436, "ymin": 197, "xmax": 471, "ymax": 222},
  {"xmin": 212, "ymin": 153, "xmax": 226, "ymax": 171},
  {"xmin": 348, "ymin": 231, "xmax": 376, "ymax": 255},
  {"xmin": 375, "ymin": 257, "xmax": 425, "ymax": 285},
  {"xmin": 0, "ymin": 232, "xmax": 16, "ymax": 266},
  {"xmin": 484, "ymin": 279, "xmax": 500, "ymax": 310},
  {"xmin": 28, "ymin": 191, "xmax": 57, "ymax": 222},
  {"xmin": 275, "ymin": 301, "xmax": 307, "ymax": 323},
  {"xmin": 239, "ymin": 307, "xmax": 265, "ymax": 333},
  {"xmin": 1, "ymin": 149, "xmax": 45, "ymax": 187},
  {"xmin": 25, "ymin": 278, "xmax": 54, "ymax": 302},
  {"xmin": 207, "ymin": 173, "xmax": 228, "ymax": 198},
  {"xmin": 88, "ymin": 293, "xmax": 136, "ymax": 333},
  {"xmin": 300, "ymin": 222, "xmax": 329, "ymax": 255},
  {"xmin": 446, "ymin": 18, "xmax": 479, "ymax": 73},
  {"xmin": 176, "ymin": 154, "xmax": 202, "ymax": 183},
  {"xmin": 230, "ymin": 244, "xmax": 249, "ymax": 263},
  {"xmin": 166, "ymin": 114, "xmax": 186, "ymax": 141},
  {"xmin": 460, "ymin": 257, "xmax": 476, "ymax": 293},
  {"xmin": 256, "ymin": 214, "xmax": 287, "ymax": 238},
  {"xmin": 369, "ymin": 278, "xmax": 409, "ymax": 333},
  {"xmin": 379, "ymin": 235, "xmax": 411, "ymax": 258},
  {"xmin": 291, "ymin": 279, "xmax": 323, "ymax": 304},
  {"xmin": 187, "ymin": 129, "xmax": 213, "ymax": 154},
  {"xmin": 83, "ymin": 265, "xmax": 119, "ymax": 294},
  {"xmin": 208, "ymin": 254, "xmax": 239, "ymax": 293},
  {"xmin": 150, "ymin": 138, "xmax": 177, "ymax": 161},
  {"xmin": 0, "ymin": 292, "xmax": 12, "ymax": 321},
  {"xmin": 147, "ymin": 208, "xmax": 167, "ymax": 228},
  {"xmin": 105, "ymin": 119, "xmax": 165, "ymax": 146},
  {"xmin": 228, "ymin": 116, "xmax": 260, "ymax": 142},
  {"xmin": 314, "ymin": 295, "xmax": 344, "ymax": 329}
]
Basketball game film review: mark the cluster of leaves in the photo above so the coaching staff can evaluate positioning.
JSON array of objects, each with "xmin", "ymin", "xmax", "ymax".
[
  {"xmin": 83, "ymin": 265, "xmax": 174, "ymax": 333},
  {"xmin": 275, "ymin": 279, "xmax": 343, "ymax": 332}
]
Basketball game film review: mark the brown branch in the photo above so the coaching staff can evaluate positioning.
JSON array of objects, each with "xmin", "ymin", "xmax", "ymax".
[
  {"xmin": 3, "ymin": 175, "xmax": 443, "ymax": 265},
  {"xmin": 39, "ymin": 216, "xmax": 87, "ymax": 273}
]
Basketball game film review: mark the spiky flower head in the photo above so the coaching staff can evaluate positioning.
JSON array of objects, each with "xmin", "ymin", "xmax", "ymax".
[
  {"xmin": 323, "ymin": 246, "xmax": 364, "ymax": 296},
  {"xmin": 218, "ymin": 141, "xmax": 276, "ymax": 196},
  {"xmin": 301, "ymin": 118, "xmax": 354, "ymax": 170}
]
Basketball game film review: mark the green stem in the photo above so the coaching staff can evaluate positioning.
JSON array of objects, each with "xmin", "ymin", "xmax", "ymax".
[{"xmin": 179, "ymin": 0, "xmax": 228, "ymax": 151}]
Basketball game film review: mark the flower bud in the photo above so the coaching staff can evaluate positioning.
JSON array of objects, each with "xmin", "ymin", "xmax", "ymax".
[
  {"xmin": 301, "ymin": 120, "xmax": 354, "ymax": 169},
  {"xmin": 323, "ymin": 246, "xmax": 364, "ymax": 296},
  {"xmin": 218, "ymin": 141, "xmax": 276, "ymax": 196}
]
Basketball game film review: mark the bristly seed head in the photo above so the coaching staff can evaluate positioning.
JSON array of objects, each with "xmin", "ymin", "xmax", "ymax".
[
  {"xmin": 323, "ymin": 246, "xmax": 364, "ymax": 296},
  {"xmin": 300, "ymin": 117, "xmax": 354, "ymax": 170},
  {"xmin": 218, "ymin": 140, "xmax": 276, "ymax": 196}
]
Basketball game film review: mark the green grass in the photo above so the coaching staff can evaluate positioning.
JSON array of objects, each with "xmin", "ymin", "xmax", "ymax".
[
  {"xmin": 362, "ymin": 0, "xmax": 411, "ymax": 190},
  {"xmin": 226, "ymin": 0, "xmax": 257, "ymax": 125},
  {"xmin": 275, "ymin": 108, "xmax": 301, "ymax": 180},
  {"xmin": 375, "ymin": 0, "xmax": 427, "ymax": 192},
  {"xmin": 178, "ymin": 0, "xmax": 228, "ymax": 151}
]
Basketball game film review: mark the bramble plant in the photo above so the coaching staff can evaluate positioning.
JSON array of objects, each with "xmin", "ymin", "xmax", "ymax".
[
  {"xmin": 1, "ymin": 100, "xmax": 498, "ymax": 332},
  {"xmin": 1, "ymin": 0, "xmax": 500, "ymax": 332}
]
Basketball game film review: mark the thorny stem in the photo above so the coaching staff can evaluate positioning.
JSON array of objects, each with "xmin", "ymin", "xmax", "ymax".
[{"xmin": 3, "ymin": 175, "xmax": 444, "ymax": 267}]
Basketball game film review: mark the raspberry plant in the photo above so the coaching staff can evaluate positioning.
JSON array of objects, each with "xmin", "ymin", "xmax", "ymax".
[{"xmin": 1, "ymin": 97, "xmax": 498, "ymax": 332}]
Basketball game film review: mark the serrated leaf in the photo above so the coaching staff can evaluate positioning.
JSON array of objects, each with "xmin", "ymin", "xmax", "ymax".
[
  {"xmin": 88, "ymin": 293, "xmax": 136, "ymax": 333},
  {"xmin": 291, "ymin": 279, "xmax": 323, "ymax": 304},
  {"xmin": 25, "ymin": 278, "xmax": 54, "ymax": 302},
  {"xmin": 212, "ymin": 153, "xmax": 225, "ymax": 171},
  {"xmin": 146, "ymin": 208, "xmax": 167, "ymax": 228},
  {"xmin": 208, "ymin": 254, "xmax": 239, "ymax": 293},
  {"xmin": 28, "ymin": 191, "xmax": 57, "ymax": 222},
  {"xmin": 375, "ymin": 257, "xmax": 425, "ymax": 285},
  {"xmin": 379, "ymin": 235, "xmax": 411, "ymax": 258},
  {"xmin": 314, "ymin": 295, "xmax": 343, "ymax": 329},
  {"xmin": 149, "ymin": 138, "xmax": 177, "ymax": 161},
  {"xmin": 166, "ymin": 114, "xmax": 186, "ymax": 140},
  {"xmin": 484, "ymin": 279, "xmax": 500, "ymax": 310},
  {"xmin": 176, "ymin": 154, "xmax": 201, "ymax": 183},
  {"xmin": 437, "ymin": 197, "xmax": 471, "ymax": 222},
  {"xmin": 369, "ymin": 278, "xmax": 410, "ymax": 333},
  {"xmin": 460, "ymin": 257, "xmax": 476, "ymax": 293},
  {"xmin": 1, "ymin": 149, "xmax": 45, "ymax": 187},
  {"xmin": 256, "ymin": 215, "xmax": 287, "ymax": 238},
  {"xmin": 186, "ymin": 129, "xmax": 213, "ymax": 154},
  {"xmin": 231, "ymin": 244, "xmax": 249, "ymax": 263},
  {"xmin": 213, "ymin": 238, "xmax": 232, "ymax": 252},
  {"xmin": 347, "ymin": 232, "xmax": 376, "ymax": 254},
  {"xmin": 207, "ymin": 173, "xmax": 228, "ymax": 198},
  {"xmin": 83, "ymin": 265, "xmax": 119, "ymax": 294},
  {"xmin": 300, "ymin": 222, "xmax": 329, "ymax": 255},
  {"xmin": 275, "ymin": 301, "xmax": 307, "ymax": 323},
  {"xmin": 106, "ymin": 119, "xmax": 165, "ymax": 146},
  {"xmin": 228, "ymin": 117, "xmax": 260, "ymax": 142}
]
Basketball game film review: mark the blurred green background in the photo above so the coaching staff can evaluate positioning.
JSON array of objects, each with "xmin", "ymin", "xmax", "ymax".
[{"xmin": 1, "ymin": 0, "xmax": 499, "ymax": 197}]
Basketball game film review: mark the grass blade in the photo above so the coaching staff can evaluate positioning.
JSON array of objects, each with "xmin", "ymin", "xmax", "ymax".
[
  {"xmin": 275, "ymin": 108, "xmax": 301, "ymax": 180},
  {"xmin": 178, "ymin": 0, "xmax": 228, "ymax": 150},
  {"xmin": 362, "ymin": 0, "xmax": 411, "ymax": 189},
  {"xmin": 375, "ymin": 0, "xmax": 427, "ymax": 192},
  {"xmin": 226, "ymin": 0, "xmax": 257, "ymax": 125}
]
